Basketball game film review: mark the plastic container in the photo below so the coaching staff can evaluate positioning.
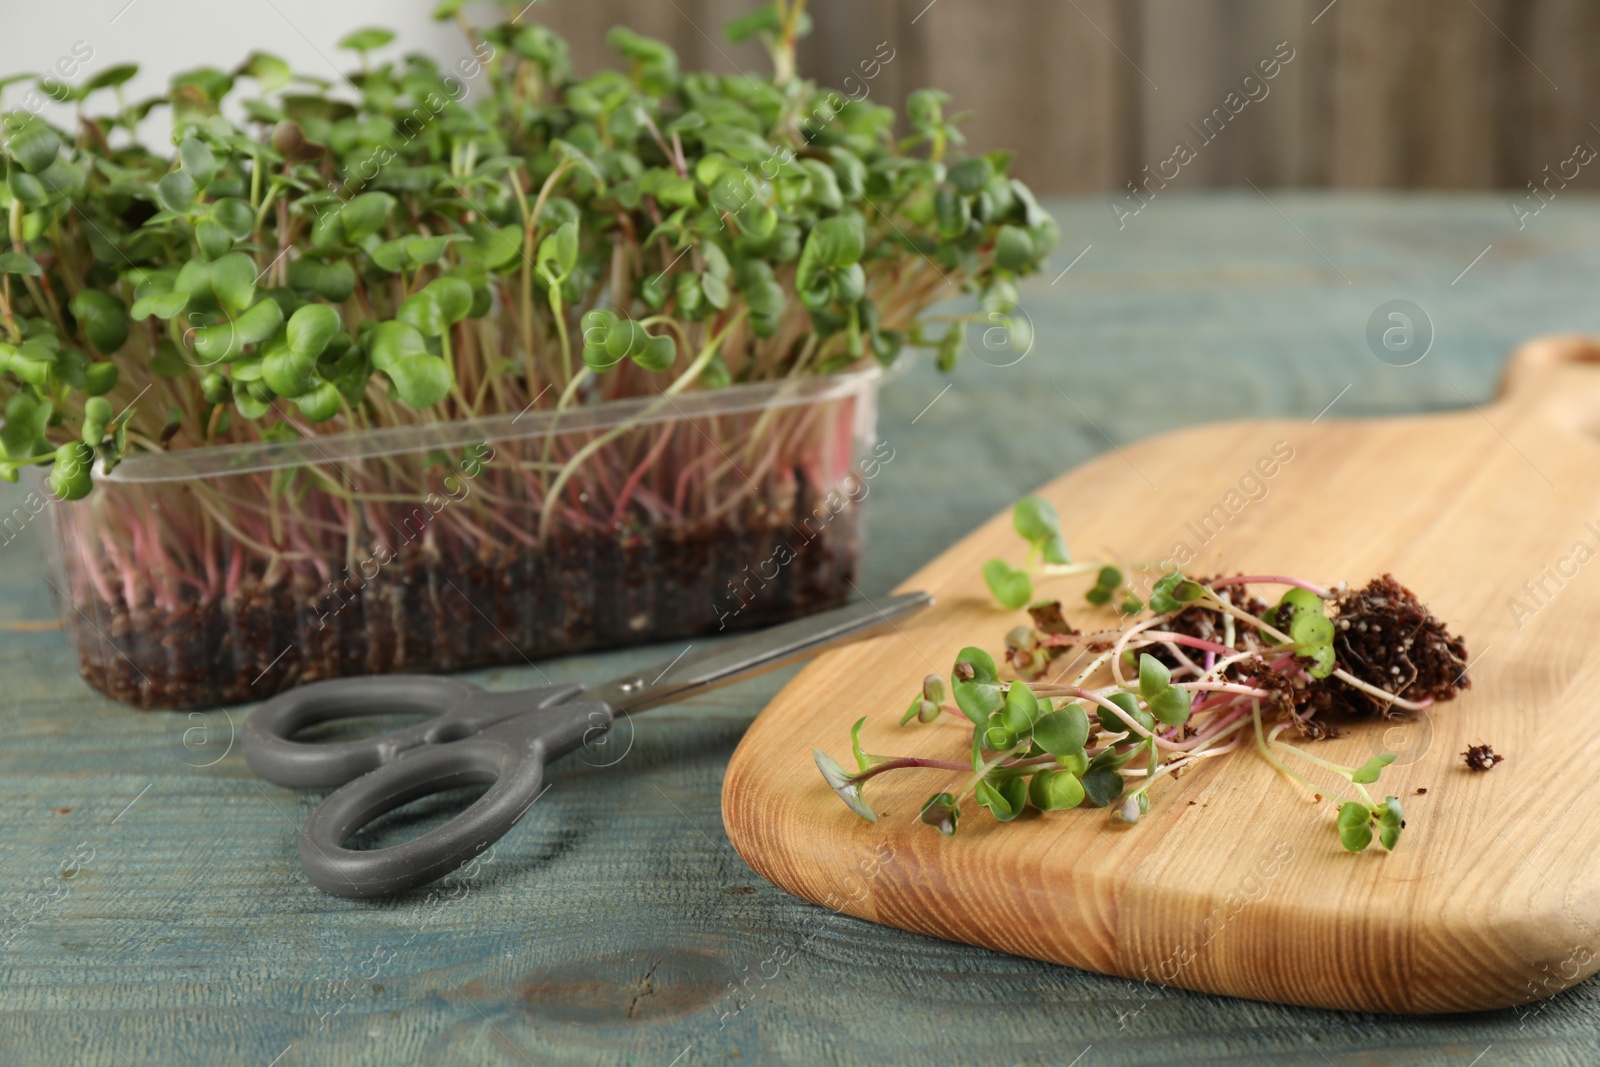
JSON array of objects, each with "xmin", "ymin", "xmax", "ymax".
[{"xmin": 36, "ymin": 368, "xmax": 883, "ymax": 709}]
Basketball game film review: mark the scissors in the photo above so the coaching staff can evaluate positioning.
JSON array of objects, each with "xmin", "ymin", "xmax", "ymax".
[{"xmin": 243, "ymin": 591, "xmax": 930, "ymax": 899}]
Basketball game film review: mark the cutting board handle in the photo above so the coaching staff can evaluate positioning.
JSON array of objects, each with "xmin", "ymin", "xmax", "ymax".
[{"xmin": 1496, "ymin": 334, "xmax": 1600, "ymax": 434}]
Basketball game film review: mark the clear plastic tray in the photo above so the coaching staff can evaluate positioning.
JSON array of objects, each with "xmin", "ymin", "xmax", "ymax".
[{"xmin": 37, "ymin": 367, "xmax": 882, "ymax": 708}]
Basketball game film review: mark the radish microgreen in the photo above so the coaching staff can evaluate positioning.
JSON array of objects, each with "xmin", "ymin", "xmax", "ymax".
[
  {"xmin": 821, "ymin": 535, "xmax": 1470, "ymax": 855},
  {"xmin": 981, "ymin": 496, "xmax": 1110, "ymax": 609},
  {"xmin": 0, "ymin": 0, "xmax": 1058, "ymax": 499}
]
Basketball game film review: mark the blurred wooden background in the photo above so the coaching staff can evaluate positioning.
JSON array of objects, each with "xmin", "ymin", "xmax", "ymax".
[{"xmin": 522, "ymin": 0, "xmax": 1595, "ymax": 197}]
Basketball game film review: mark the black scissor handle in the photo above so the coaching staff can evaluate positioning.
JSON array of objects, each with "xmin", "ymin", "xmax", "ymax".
[
  {"xmin": 243, "ymin": 675, "xmax": 584, "ymax": 789},
  {"xmin": 295, "ymin": 700, "xmax": 611, "ymax": 898}
]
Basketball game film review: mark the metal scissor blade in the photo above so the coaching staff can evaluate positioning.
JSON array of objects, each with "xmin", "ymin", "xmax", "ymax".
[{"xmin": 584, "ymin": 591, "xmax": 933, "ymax": 716}]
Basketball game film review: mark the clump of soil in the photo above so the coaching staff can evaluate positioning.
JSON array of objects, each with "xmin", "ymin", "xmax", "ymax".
[
  {"xmin": 1247, "ymin": 574, "xmax": 1470, "ymax": 732},
  {"xmin": 1325, "ymin": 574, "xmax": 1471, "ymax": 715},
  {"xmin": 1463, "ymin": 743, "xmax": 1503, "ymax": 771},
  {"xmin": 63, "ymin": 484, "xmax": 862, "ymax": 710}
]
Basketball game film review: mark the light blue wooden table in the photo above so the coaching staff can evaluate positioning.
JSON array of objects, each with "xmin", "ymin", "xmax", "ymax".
[{"xmin": 2, "ymin": 194, "xmax": 1597, "ymax": 1066}]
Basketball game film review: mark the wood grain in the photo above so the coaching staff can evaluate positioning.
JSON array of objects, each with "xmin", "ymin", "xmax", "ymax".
[{"xmin": 724, "ymin": 334, "xmax": 1600, "ymax": 1014}]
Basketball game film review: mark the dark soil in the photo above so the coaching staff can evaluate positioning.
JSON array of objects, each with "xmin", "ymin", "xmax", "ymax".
[
  {"xmin": 1325, "ymin": 574, "xmax": 1471, "ymax": 715},
  {"xmin": 64, "ymin": 486, "xmax": 862, "ymax": 710}
]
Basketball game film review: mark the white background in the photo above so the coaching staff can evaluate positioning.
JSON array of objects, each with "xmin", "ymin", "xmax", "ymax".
[{"xmin": 0, "ymin": 0, "xmax": 464, "ymax": 146}]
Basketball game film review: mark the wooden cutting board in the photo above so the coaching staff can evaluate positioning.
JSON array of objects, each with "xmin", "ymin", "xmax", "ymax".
[{"xmin": 722, "ymin": 335, "xmax": 1600, "ymax": 1015}]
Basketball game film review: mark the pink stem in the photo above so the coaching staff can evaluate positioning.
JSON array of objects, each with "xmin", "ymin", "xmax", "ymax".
[
  {"xmin": 73, "ymin": 516, "xmax": 118, "ymax": 607},
  {"xmin": 611, "ymin": 423, "xmax": 675, "ymax": 527},
  {"xmin": 200, "ymin": 518, "xmax": 220, "ymax": 598},
  {"xmin": 1160, "ymin": 691, "xmax": 1236, "ymax": 737},
  {"xmin": 628, "ymin": 485, "xmax": 677, "ymax": 525},
  {"xmin": 225, "ymin": 543, "xmax": 243, "ymax": 599},
  {"xmin": 1166, "ymin": 704, "xmax": 1253, "ymax": 751},
  {"xmin": 672, "ymin": 443, "xmax": 723, "ymax": 515},
  {"xmin": 145, "ymin": 510, "xmax": 204, "ymax": 603},
  {"xmin": 1141, "ymin": 631, "xmax": 1236, "ymax": 656},
  {"xmin": 101, "ymin": 527, "xmax": 141, "ymax": 611},
  {"xmin": 1209, "ymin": 575, "xmax": 1332, "ymax": 599},
  {"xmin": 1191, "ymin": 692, "xmax": 1238, "ymax": 715},
  {"xmin": 476, "ymin": 504, "xmax": 541, "ymax": 549},
  {"xmin": 847, "ymin": 756, "xmax": 969, "ymax": 782}
]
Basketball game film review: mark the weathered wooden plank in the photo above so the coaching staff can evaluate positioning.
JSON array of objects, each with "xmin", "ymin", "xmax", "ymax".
[
  {"xmin": 1405, "ymin": 0, "xmax": 1501, "ymax": 188},
  {"xmin": 795, "ymin": 0, "xmax": 899, "ymax": 99},
  {"xmin": 1323, "ymin": 0, "xmax": 1411, "ymax": 187},
  {"xmin": 1136, "ymin": 0, "xmax": 1315, "ymax": 189},
  {"xmin": 1499, "ymin": 0, "xmax": 1600, "ymax": 193},
  {"xmin": 999, "ymin": 0, "xmax": 1140, "ymax": 193}
]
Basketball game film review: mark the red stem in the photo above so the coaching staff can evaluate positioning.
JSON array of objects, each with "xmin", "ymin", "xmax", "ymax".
[
  {"xmin": 1139, "ymin": 631, "xmax": 1237, "ymax": 656},
  {"xmin": 610, "ymin": 422, "xmax": 674, "ymax": 527},
  {"xmin": 1208, "ymin": 575, "xmax": 1332, "ymax": 598}
]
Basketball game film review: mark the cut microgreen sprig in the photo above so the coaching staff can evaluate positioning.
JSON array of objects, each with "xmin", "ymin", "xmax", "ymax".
[
  {"xmin": 981, "ymin": 497, "xmax": 1146, "ymax": 612},
  {"xmin": 820, "ymin": 515, "xmax": 1471, "ymax": 854}
]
